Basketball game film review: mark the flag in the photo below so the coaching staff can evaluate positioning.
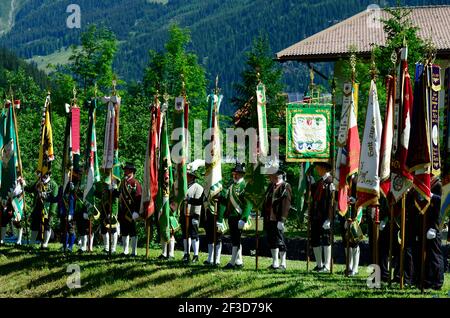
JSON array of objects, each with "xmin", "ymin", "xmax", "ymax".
[
  {"xmin": 298, "ymin": 161, "xmax": 311, "ymax": 215},
  {"xmin": 257, "ymin": 82, "xmax": 269, "ymax": 157},
  {"xmin": 356, "ymin": 79, "xmax": 383, "ymax": 209},
  {"xmin": 37, "ymin": 95, "xmax": 54, "ymax": 177},
  {"xmin": 157, "ymin": 108, "xmax": 173, "ymax": 242},
  {"xmin": 1, "ymin": 102, "xmax": 23, "ymax": 219},
  {"xmin": 390, "ymin": 49, "xmax": 413, "ymax": 202},
  {"xmin": 102, "ymin": 96, "xmax": 121, "ymax": 186},
  {"xmin": 174, "ymin": 96, "xmax": 188, "ymax": 204},
  {"xmin": 336, "ymin": 82, "xmax": 360, "ymax": 216},
  {"xmin": 62, "ymin": 104, "xmax": 80, "ymax": 192},
  {"xmin": 406, "ymin": 63, "xmax": 431, "ymax": 213},
  {"xmin": 379, "ymin": 75, "xmax": 395, "ymax": 197},
  {"xmin": 205, "ymin": 92, "xmax": 223, "ymax": 209},
  {"xmin": 429, "ymin": 65, "xmax": 441, "ymax": 177},
  {"xmin": 83, "ymin": 100, "xmax": 100, "ymax": 212},
  {"xmin": 440, "ymin": 67, "xmax": 450, "ymax": 227},
  {"xmin": 141, "ymin": 98, "xmax": 161, "ymax": 219}
]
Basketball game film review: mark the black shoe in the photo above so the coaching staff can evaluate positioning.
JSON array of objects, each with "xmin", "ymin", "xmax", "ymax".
[
  {"xmin": 319, "ymin": 267, "xmax": 329, "ymax": 273},
  {"xmin": 234, "ymin": 263, "xmax": 244, "ymax": 269},
  {"xmin": 313, "ymin": 266, "xmax": 323, "ymax": 272},
  {"xmin": 40, "ymin": 246, "xmax": 50, "ymax": 251},
  {"xmin": 192, "ymin": 255, "xmax": 199, "ymax": 263},
  {"xmin": 183, "ymin": 254, "xmax": 190, "ymax": 263},
  {"xmin": 279, "ymin": 265, "xmax": 286, "ymax": 272},
  {"xmin": 204, "ymin": 260, "xmax": 212, "ymax": 265},
  {"xmin": 268, "ymin": 265, "xmax": 279, "ymax": 270},
  {"xmin": 224, "ymin": 263, "xmax": 234, "ymax": 269},
  {"xmin": 158, "ymin": 254, "xmax": 168, "ymax": 260}
]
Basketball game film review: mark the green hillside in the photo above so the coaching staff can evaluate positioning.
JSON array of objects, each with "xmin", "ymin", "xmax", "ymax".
[{"xmin": 1, "ymin": 0, "xmax": 449, "ymax": 112}]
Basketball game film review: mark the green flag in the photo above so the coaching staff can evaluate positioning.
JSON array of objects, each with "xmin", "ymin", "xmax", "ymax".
[
  {"xmin": 83, "ymin": 100, "xmax": 100, "ymax": 216},
  {"xmin": 1, "ymin": 103, "xmax": 23, "ymax": 219},
  {"xmin": 157, "ymin": 111, "xmax": 173, "ymax": 242},
  {"xmin": 174, "ymin": 96, "xmax": 188, "ymax": 205}
]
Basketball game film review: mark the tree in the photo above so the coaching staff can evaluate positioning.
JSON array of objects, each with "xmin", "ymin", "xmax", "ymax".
[
  {"xmin": 69, "ymin": 24, "xmax": 118, "ymax": 97},
  {"xmin": 232, "ymin": 34, "xmax": 286, "ymax": 150},
  {"xmin": 143, "ymin": 24, "xmax": 208, "ymax": 134}
]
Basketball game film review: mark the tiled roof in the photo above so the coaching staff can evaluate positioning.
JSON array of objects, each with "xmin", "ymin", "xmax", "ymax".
[{"xmin": 276, "ymin": 6, "xmax": 450, "ymax": 61}]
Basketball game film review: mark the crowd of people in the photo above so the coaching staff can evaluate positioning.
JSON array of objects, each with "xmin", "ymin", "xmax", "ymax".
[{"xmin": 0, "ymin": 160, "xmax": 446, "ymax": 290}]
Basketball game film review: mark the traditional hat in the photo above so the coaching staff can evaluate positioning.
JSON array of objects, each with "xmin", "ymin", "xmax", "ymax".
[
  {"xmin": 232, "ymin": 163, "xmax": 246, "ymax": 174},
  {"xmin": 123, "ymin": 162, "xmax": 136, "ymax": 173},
  {"xmin": 314, "ymin": 161, "xmax": 332, "ymax": 170}
]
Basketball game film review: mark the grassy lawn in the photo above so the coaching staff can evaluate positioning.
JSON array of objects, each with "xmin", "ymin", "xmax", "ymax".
[{"xmin": 0, "ymin": 243, "xmax": 449, "ymax": 298}]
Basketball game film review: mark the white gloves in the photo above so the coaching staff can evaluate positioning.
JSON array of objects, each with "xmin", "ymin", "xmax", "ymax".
[
  {"xmin": 15, "ymin": 213, "xmax": 21, "ymax": 222},
  {"xmin": 192, "ymin": 218, "xmax": 199, "ymax": 226},
  {"xmin": 83, "ymin": 213, "xmax": 89, "ymax": 220},
  {"xmin": 427, "ymin": 228, "xmax": 437, "ymax": 240},
  {"xmin": 216, "ymin": 222, "xmax": 225, "ymax": 233},
  {"xmin": 68, "ymin": 215, "xmax": 73, "ymax": 222},
  {"xmin": 277, "ymin": 221, "xmax": 285, "ymax": 231},
  {"xmin": 12, "ymin": 183, "xmax": 23, "ymax": 197},
  {"xmin": 132, "ymin": 212, "xmax": 140, "ymax": 221},
  {"xmin": 238, "ymin": 220, "xmax": 246, "ymax": 230},
  {"xmin": 322, "ymin": 219, "xmax": 331, "ymax": 230},
  {"xmin": 329, "ymin": 183, "xmax": 336, "ymax": 192},
  {"xmin": 380, "ymin": 220, "xmax": 386, "ymax": 231}
]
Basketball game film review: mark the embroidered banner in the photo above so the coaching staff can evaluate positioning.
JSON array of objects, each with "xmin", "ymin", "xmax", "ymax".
[{"xmin": 286, "ymin": 103, "xmax": 332, "ymax": 162}]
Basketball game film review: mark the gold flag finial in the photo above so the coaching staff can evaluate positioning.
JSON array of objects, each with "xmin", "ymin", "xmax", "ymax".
[{"xmin": 350, "ymin": 53, "xmax": 357, "ymax": 82}]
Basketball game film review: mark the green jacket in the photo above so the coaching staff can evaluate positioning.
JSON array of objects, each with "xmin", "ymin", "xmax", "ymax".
[
  {"xmin": 26, "ymin": 179, "xmax": 58, "ymax": 218},
  {"xmin": 218, "ymin": 178, "xmax": 252, "ymax": 223}
]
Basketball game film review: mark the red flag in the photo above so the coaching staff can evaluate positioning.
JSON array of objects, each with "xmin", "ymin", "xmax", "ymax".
[
  {"xmin": 406, "ymin": 63, "xmax": 431, "ymax": 213},
  {"xmin": 141, "ymin": 98, "xmax": 161, "ymax": 219},
  {"xmin": 390, "ymin": 53, "xmax": 413, "ymax": 202},
  {"xmin": 337, "ymin": 83, "xmax": 360, "ymax": 216}
]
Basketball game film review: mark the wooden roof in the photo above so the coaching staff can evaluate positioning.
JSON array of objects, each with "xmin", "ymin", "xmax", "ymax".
[{"xmin": 276, "ymin": 6, "xmax": 450, "ymax": 62}]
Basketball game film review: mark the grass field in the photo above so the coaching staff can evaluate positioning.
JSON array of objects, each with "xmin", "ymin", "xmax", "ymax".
[
  {"xmin": 27, "ymin": 47, "xmax": 73, "ymax": 74},
  {"xmin": 0, "ymin": 243, "xmax": 449, "ymax": 298}
]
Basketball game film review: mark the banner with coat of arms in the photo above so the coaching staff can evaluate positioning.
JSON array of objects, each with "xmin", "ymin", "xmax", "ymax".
[{"xmin": 286, "ymin": 103, "xmax": 332, "ymax": 162}]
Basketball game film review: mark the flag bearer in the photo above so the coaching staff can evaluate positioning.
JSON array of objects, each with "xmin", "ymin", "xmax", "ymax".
[
  {"xmin": 97, "ymin": 178, "xmax": 120, "ymax": 254},
  {"xmin": 118, "ymin": 163, "xmax": 142, "ymax": 256},
  {"xmin": 218, "ymin": 163, "xmax": 252, "ymax": 269},
  {"xmin": 263, "ymin": 166, "xmax": 292, "ymax": 271},
  {"xmin": 27, "ymin": 172, "xmax": 58, "ymax": 249},
  {"xmin": 310, "ymin": 162, "xmax": 334, "ymax": 272},
  {"xmin": 180, "ymin": 166, "xmax": 204, "ymax": 263}
]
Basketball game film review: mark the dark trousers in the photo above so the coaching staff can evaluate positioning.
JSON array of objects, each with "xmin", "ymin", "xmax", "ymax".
[
  {"xmin": 76, "ymin": 215, "xmax": 90, "ymax": 236},
  {"xmin": 120, "ymin": 219, "xmax": 137, "ymax": 237},
  {"xmin": 180, "ymin": 213, "xmax": 199, "ymax": 240},
  {"xmin": 311, "ymin": 219, "xmax": 330, "ymax": 247},
  {"xmin": 423, "ymin": 234, "xmax": 445, "ymax": 289},
  {"xmin": 101, "ymin": 224, "xmax": 117, "ymax": 235},
  {"xmin": 228, "ymin": 216, "xmax": 243, "ymax": 246},
  {"xmin": 31, "ymin": 211, "xmax": 51, "ymax": 232},
  {"xmin": 205, "ymin": 212, "xmax": 222, "ymax": 244},
  {"xmin": 267, "ymin": 221, "xmax": 287, "ymax": 251}
]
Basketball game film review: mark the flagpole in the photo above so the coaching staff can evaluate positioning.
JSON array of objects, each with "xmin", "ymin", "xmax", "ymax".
[
  {"xmin": 212, "ymin": 77, "xmax": 219, "ymax": 266},
  {"xmin": 10, "ymin": 92, "xmax": 28, "ymax": 247},
  {"xmin": 88, "ymin": 88, "xmax": 97, "ymax": 253},
  {"xmin": 388, "ymin": 202, "xmax": 394, "ymax": 285},
  {"xmin": 420, "ymin": 212, "xmax": 427, "ymax": 293},
  {"xmin": 329, "ymin": 78, "xmax": 337, "ymax": 274},
  {"xmin": 345, "ymin": 179, "xmax": 352, "ymax": 277},
  {"xmin": 306, "ymin": 172, "xmax": 312, "ymax": 271},
  {"xmin": 399, "ymin": 194, "xmax": 406, "ymax": 289},
  {"xmin": 369, "ymin": 54, "xmax": 380, "ymax": 268}
]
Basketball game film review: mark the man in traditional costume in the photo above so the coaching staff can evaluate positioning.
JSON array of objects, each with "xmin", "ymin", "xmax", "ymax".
[
  {"xmin": 118, "ymin": 163, "xmax": 142, "ymax": 256},
  {"xmin": 262, "ymin": 166, "xmax": 292, "ymax": 270},
  {"xmin": 218, "ymin": 163, "xmax": 252, "ymax": 269}
]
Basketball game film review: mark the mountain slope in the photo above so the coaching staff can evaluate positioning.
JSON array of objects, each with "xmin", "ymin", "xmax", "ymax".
[{"xmin": 1, "ymin": 0, "xmax": 449, "ymax": 112}]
